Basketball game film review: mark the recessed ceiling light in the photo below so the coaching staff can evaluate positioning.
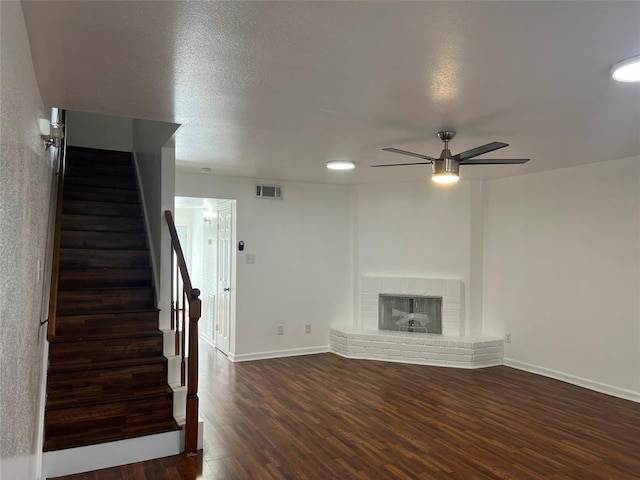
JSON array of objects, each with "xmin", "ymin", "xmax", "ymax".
[
  {"xmin": 326, "ymin": 160, "xmax": 355, "ymax": 170},
  {"xmin": 201, "ymin": 167, "xmax": 212, "ymax": 173},
  {"xmin": 611, "ymin": 55, "xmax": 640, "ymax": 82}
]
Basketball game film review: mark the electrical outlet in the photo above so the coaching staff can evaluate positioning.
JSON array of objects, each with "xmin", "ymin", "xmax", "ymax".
[
  {"xmin": 504, "ymin": 333, "xmax": 512, "ymax": 344},
  {"xmin": 305, "ymin": 324, "xmax": 311, "ymax": 334},
  {"xmin": 246, "ymin": 253, "xmax": 255, "ymax": 264},
  {"xmin": 277, "ymin": 324, "xmax": 284, "ymax": 336}
]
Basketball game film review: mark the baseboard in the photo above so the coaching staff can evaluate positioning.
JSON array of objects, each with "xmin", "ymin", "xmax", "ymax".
[
  {"xmin": 35, "ymin": 339, "xmax": 49, "ymax": 480},
  {"xmin": 331, "ymin": 350, "xmax": 503, "ymax": 369},
  {"xmin": 229, "ymin": 346, "xmax": 330, "ymax": 362},
  {"xmin": 503, "ymin": 358, "xmax": 640, "ymax": 403}
]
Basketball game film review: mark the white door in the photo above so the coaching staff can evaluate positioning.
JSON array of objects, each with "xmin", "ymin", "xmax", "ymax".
[{"xmin": 215, "ymin": 205, "xmax": 232, "ymax": 355}]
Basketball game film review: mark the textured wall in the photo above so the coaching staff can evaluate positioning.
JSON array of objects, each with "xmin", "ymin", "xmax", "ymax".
[{"xmin": 0, "ymin": 2, "xmax": 54, "ymax": 478}]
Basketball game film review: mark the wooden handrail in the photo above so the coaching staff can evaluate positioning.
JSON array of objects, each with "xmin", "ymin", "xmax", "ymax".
[
  {"xmin": 47, "ymin": 111, "xmax": 67, "ymax": 340},
  {"xmin": 164, "ymin": 210, "xmax": 196, "ymax": 297},
  {"xmin": 164, "ymin": 210, "xmax": 201, "ymax": 454}
]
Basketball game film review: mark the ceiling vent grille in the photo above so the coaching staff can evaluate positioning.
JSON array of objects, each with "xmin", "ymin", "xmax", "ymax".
[{"xmin": 255, "ymin": 184, "xmax": 282, "ymax": 199}]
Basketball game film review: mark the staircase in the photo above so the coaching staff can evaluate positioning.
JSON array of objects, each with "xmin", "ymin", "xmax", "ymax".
[{"xmin": 44, "ymin": 146, "xmax": 179, "ymax": 452}]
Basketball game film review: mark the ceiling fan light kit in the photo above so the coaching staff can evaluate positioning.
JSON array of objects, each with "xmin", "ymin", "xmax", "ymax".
[
  {"xmin": 374, "ymin": 130, "xmax": 529, "ymax": 185},
  {"xmin": 611, "ymin": 55, "xmax": 640, "ymax": 82}
]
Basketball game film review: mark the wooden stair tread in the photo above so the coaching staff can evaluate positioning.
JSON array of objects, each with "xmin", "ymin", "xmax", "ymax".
[
  {"xmin": 60, "ymin": 231, "xmax": 148, "ymax": 250},
  {"xmin": 63, "ymin": 200, "xmax": 142, "ymax": 218},
  {"xmin": 46, "ymin": 385, "xmax": 174, "ymax": 411},
  {"xmin": 47, "ymin": 146, "xmax": 177, "ymax": 452},
  {"xmin": 48, "ymin": 355, "xmax": 168, "ymax": 374},
  {"xmin": 50, "ymin": 330, "xmax": 163, "ymax": 344},
  {"xmin": 66, "ymin": 146, "xmax": 133, "ymax": 158},
  {"xmin": 43, "ymin": 420, "xmax": 180, "ymax": 452},
  {"xmin": 62, "ymin": 213, "xmax": 145, "ymax": 226},
  {"xmin": 44, "ymin": 421, "xmax": 180, "ymax": 452},
  {"xmin": 63, "ymin": 187, "xmax": 141, "ymax": 204},
  {"xmin": 64, "ymin": 174, "xmax": 138, "ymax": 189},
  {"xmin": 59, "ymin": 247, "xmax": 149, "ymax": 254},
  {"xmin": 58, "ymin": 268, "xmax": 153, "ymax": 290},
  {"xmin": 56, "ymin": 307, "xmax": 160, "ymax": 318}
]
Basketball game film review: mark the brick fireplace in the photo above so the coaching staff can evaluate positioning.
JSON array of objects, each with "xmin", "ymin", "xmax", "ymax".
[{"xmin": 330, "ymin": 276, "xmax": 503, "ymax": 368}]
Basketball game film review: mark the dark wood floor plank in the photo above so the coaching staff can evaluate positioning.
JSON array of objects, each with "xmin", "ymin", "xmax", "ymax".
[{"xmin": 51, "ymin": 341, "xmax": 640, "ymax": 479}]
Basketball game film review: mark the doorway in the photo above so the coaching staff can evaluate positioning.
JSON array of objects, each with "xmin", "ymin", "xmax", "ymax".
[{"xmin": 175, "ymin": 197, "xmax": 235, "ymax": 357}]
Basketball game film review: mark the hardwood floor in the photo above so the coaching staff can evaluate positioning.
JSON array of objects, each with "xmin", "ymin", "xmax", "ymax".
[{"xmin": 52, "ymin": 341, "xmax": 640, "ymax": 479}]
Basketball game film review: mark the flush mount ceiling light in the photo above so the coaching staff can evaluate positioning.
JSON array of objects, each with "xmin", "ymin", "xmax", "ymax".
[
  {"xmin": 611, "ymin": 55, "xmax": 640, "ymax": 82},
  {"xmin": 326, "ymin": 160, "xmax": 355, "ymax": 170}
]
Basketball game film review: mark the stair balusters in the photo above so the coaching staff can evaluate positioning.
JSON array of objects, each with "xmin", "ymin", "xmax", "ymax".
[{"xmin": 165, "ymin": 210, "xmax": 201, "ymax": 454}]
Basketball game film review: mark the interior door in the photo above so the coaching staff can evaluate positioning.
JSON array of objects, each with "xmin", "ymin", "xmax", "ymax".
[{"xmin": 215, "ymin": 205, "xmax": 232, "ymax": 356}]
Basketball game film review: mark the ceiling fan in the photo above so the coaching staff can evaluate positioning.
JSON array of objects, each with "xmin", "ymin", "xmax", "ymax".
[{"xmin": 373, "ymin": 131, "xmax": 529, "ymax": 184}]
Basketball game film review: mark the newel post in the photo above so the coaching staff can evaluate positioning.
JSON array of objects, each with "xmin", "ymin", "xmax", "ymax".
[{"xmin": 185, "ymin": 288, "xmax": 201, "ymax": 454}]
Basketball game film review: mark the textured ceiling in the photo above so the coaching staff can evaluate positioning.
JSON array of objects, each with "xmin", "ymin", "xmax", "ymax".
[{"xmin": 22, "ymin": 1, "xmax": 640, "ymax": 184}]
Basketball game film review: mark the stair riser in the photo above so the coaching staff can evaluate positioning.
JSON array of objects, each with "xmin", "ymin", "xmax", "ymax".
[
  {"xmin": 44, "ymin": 394, "xmax": 175, "ymax": 445},
  {"xmin": 47, "ymin": 362, "xmax": 168, "ymax": 406},
  {"xmin": 63, "ymin": 186, "xmax": 140, "ymax": 204},
  {"xmin": 62, "ymin": 214, "xmax": 144, "ymax": 233},
  {"xmin": 54, "ymin": 311, "xmax": 159, "ymax": 337},
  {"xmin": 61, "ymin": 231, "xmax": 148, "ymax": 250},
  {"xmin": 65, "ymin": 162, "xmax": 135, "ymax": 178},
  {"xmin": 56, "ymin": 288, "xmax": 155, "ymax": 313},
  {"xmin": 66, "ymin": 147, "xmax": 133, "ymax": 164},
  {"xmin": 65, "ymin": 175, "xmax": 138, "ymax": 190},
  {"xmin": 46, "ymin": 146, "xmax": 176, "ymax": 453},
  {"xmin": 49, "ymin": 336, "xmax": 163, "ymax": 365},
  {"xmin": 63, "ymin": 201, "xmax": 141, "ymax": 218},
  {"xmin": 59, "ymin": 249, "xmax": 150, "ymax": 269},
  {"xmin": 58, "ymin": 269, "xmax": 152, "ymax": 290}
]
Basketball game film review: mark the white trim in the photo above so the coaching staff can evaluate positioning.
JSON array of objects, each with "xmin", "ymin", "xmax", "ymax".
[
  {"xmin": 332, "ymin": 350, "xmax": 503, "ymax": 369},
  {"xmin": 35, "ymin": 339, "xmax": 49, "ymax": 480},
  {"xmin": 504, "ymin": 358, "xmax": 640, "ymax": 404},
  {"xmin": 132, "ymin": 151, "xmax": 160, "ymax": 303},
  {"xmin": 229, "ymin": 346, "xmax": 330, "ymax": 362},
  {"xmin": 42, "ymin": 430, "xmax": 182, "ymax": 478}
]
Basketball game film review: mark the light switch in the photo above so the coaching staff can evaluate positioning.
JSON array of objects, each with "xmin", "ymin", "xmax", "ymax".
[{"xmin": 246, "ymin": 253, "xmax": 255, "ymax": 264}]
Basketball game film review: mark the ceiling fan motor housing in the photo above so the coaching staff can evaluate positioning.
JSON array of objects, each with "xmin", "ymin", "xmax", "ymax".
[{"xmin": 432, "ymin": 149, "xmax": 459, "ymax": 176}]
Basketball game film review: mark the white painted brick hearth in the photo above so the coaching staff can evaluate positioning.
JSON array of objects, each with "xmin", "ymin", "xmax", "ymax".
[
  {"xmin": 330, "ymin": 327, "xmax": 503, "ymax": 369},
  {"xmin": 362, "ymin": 277, "xmax": 463, "ymax": 336}
]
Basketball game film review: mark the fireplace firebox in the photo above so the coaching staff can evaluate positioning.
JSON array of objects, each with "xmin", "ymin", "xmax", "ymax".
[{"xmin": 378, "ymin": 294, "xmax": 442, "ymax": 334}]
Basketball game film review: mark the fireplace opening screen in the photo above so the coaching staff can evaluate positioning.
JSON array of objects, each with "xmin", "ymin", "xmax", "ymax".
[{"xmin": 378, "ymin": 295, "xmax": 442, "ymax": 334}]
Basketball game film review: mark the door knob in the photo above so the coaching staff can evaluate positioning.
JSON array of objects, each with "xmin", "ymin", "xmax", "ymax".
[{"xmin": 223, "ymin": 287, "xmax": 230, "ymax": 291}]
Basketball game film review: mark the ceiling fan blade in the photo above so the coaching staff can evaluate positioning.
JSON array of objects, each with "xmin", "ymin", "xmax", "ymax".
[
  {"xmin": 371, "ymin": 161, "xmax": 433, "ymax": 167},
  {"xmin": 459, "ymin": 158, "xmax": 530, "ymax": 165},
  {"xmin": 454, "ymin": 142, "xmax": 508, "ymax": 160},
  {"xmin": 382, "ymin": 147, "xmax": 437, "ymax": 162}
]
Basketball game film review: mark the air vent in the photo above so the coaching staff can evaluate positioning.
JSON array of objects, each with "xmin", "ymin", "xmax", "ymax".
[{"xmin": 255, "ymin": 184, "xmax": 282, "ymax": 199}]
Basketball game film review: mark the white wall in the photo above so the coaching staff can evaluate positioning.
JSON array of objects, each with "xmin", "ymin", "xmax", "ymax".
[
  {"xmin": 175, "ymin": 174, "xmax": 352, "ymax": 358},
  {"xmin": 0, "ymin": 2, "xmax": 54, "ymax": 478},
  {"xmin": 483, "ymin": 157, "xmax": 640, "ymax": 398},
  {"xmin": 354, "ymin": 181, "xmax": 476, "ymax": 333},
  {"xmin": 132, "ymin": 121, "xmax": 178, "ymax": 327},
  {"xmin": 66, "ymin": 111, "xmax": 133, "ymax": 152}
]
